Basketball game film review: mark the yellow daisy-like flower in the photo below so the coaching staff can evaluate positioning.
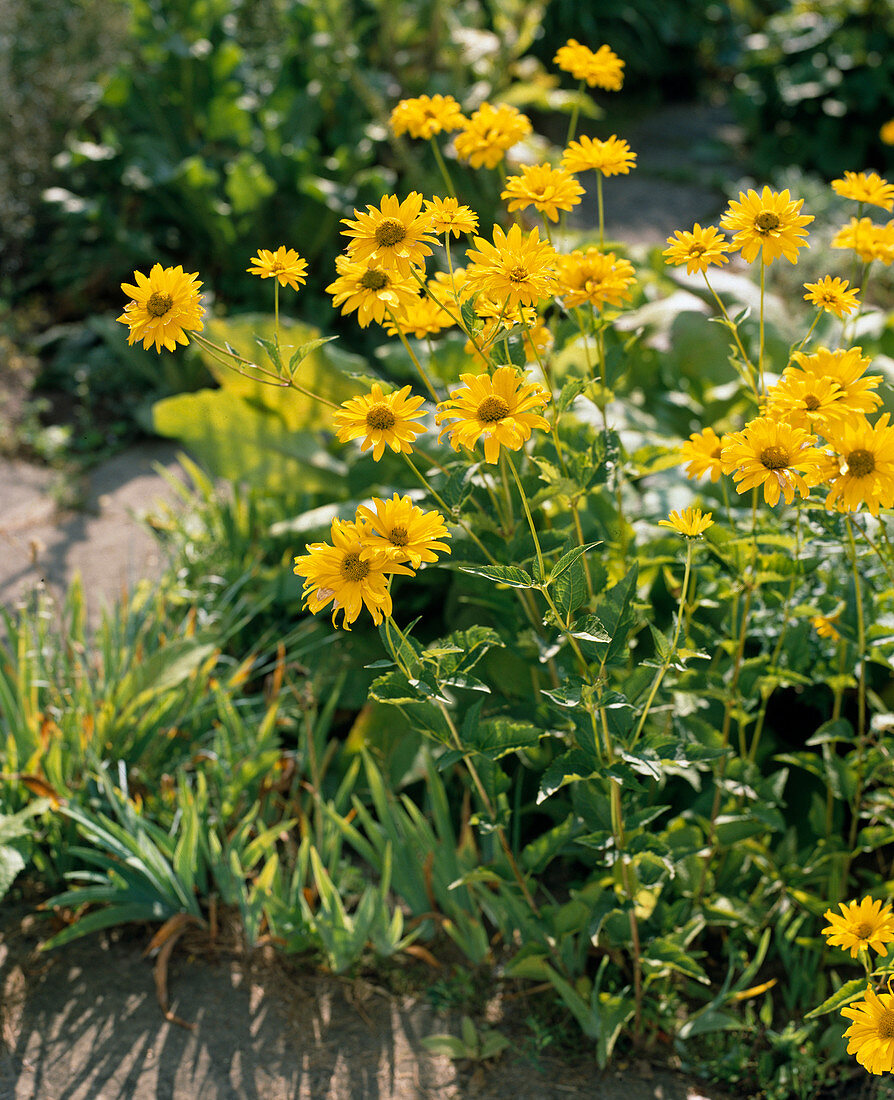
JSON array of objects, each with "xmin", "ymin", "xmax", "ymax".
[
  {"xmin": 341, "ymin": 192, "xmax": 436, "ymax": 277},
  {"xmin": 333, "ymin": 382, "xmax": 427, "ymax": 461},
  {"xmin": 811, "ymin": 611, "xmax": 841, "ymax": 640},
  {"xmin": 762, "ymin": 373, "xmax": 850, "ymax": 434},
  {"xmin": 501, "ymin": 162, "xmax": 585, "ymax": 222},
  {"xmin": 561, "ymin": 134, "xmax": 636, "ymax": 178},
  {"xmin": 463, "ymin": 223, "xmax": 557, "ymax": 310},
  {"xmin": 293, "ymin": 518, "xmax": 413, "ymax": 630},
  {"xmin": 720, "ymin": 186, "xmax": 813, "ymax": 266},
  {"xmin": 117, "ymin": 264, "xmax": 204, "ymax": 354},
  {"xmin": 788, "ymin": 347, "xmax": 883, "ymax": 420},
  {"xmin": 453, "ymin": 103, "xmax": 532, "ymax": 171},
  {"xmin": 881, "ymin": 119, "xmax": 894, "ymax": 145},
  {"xmin": 553, "ymin": 39, "xmax": 624, "ymax": 91},
  {"xmin": 658, "ymin": 507, "xmax": 714, "ymax": 538},
  {"xmin": 680, "ymin": 427, "xmax": 724, "ymax": 483},
  {"xmin": 384, "ymin": 291, "xmax": 455, "ymax": 339},
  {"xmin": 720, "ymin": 416, "xmax": 823, "ymax": 506},
  {"xmin": 841, "ymin": 985, "xmax": 894, "ymax": 1075},
  {"xmin": 246, "ymin": 246, "xmax": 308, "ymax": 291},
  {"xmin": 803, "ymin": 276, "xmax": 860, "ymax": 317},
  {"xmin": 555, "ymin": 248, "xmax": 636, "ymax": 310},
  {"xmin": 389, "ymin": 94, "xmax": 466, "ymax": 140},
  {"xmin": 357, "ymin": 494, "xmax": 452, "ymax": 569},
  {"xmin": 824, "ymin": 413, "xmax": 894, "ymax": 516},
  {"xmin": 823, "ymin": 897, "xmax": 894, "ymax": 957},
  {"xmin": 424, "ymin": 197, "xmax": 479, "ymax": 238},
  {"xmin": 832, "ymin": 171, "xmax": 894, "ymax": 213},
  {"xmin": 436, "ymin": 365, "xmax": 551, "ymax": 465},
  {"xmin": 663, "ymin": 224, "xmax": 730, "ymax": 275},
  {"xmin": 831, "ymin": 216, "xmax": 894, "ymax": 265},
  {"xmin": 326, "ymin": 255, "xmax": 420, "ymax": 329}
]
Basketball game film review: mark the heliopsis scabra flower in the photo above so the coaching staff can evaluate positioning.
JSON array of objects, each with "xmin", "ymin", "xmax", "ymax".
[
  {"xmin": 658, "ymin": 507, "xmax": 714, "ymax": 538},
  {"xmin": 246, "ymin": 246, "xmax": 308, "ymax": 291},
  {"xmin": 720, "ymin": 416, "xmax": 823, "ymax": 506},
  {"xmin": 389, "ymin": 94, "xmax": 466, "ymax": 140},
  {"xmin": 326, "ymin": 255, "xmax": 420, "ymax": 329},
  {"xmin": 553, "ymin": 39, "xmax": 624, "ymax": 91},
  {"xmin": 720, "ymin": 186, "xmax": 813, "ymax": 265},
  {"xmin": 789, "ymin": 347, "xmax": 883, "ymax": 420},
  {"xmin": 463, "ymin": 223, "xmax": 557, "ymax": 310},
  {"xmin": 555, "ymin": 248, "xmax": 636, "ymax": 310},
  {"xmin": 823, "ymin": 414, "xmax": 894, "ymax": 516},
  {"xmin": 763, "ymin": 372, "xmax": 850, "ymax": 434},
  {"xmin": 803, "ymin": 276, "xmax": 860, "ymax": 317},
  {"xmin": 333, "ymin": 382, "xmax": 427, "ymax": 460},
  {"xmin": 680, "ymin": 427, "xmax": 724, "ymax": 483},
  {"xmin": 341, "ymin": 192, "xmax": 436, "ymax": 277},
  {"xmin": 561, "ymin": 134, "xmax": 636, "ymax": 177},
  {"xmin": 436, "ymin": 365, "xmax": 551, "ymax": 464},
  {"xmin": 841, "ymin": 985, "xmax": 894, "ymax": 1075},
  {"xmin": 118, "ymin": 264, "xmax": 204, "ymax": 353},
  {"xmin": 293, "ymin": 518, "xmax": 413, "ymax": 630},
  {"xmin": 384, "ymin": 291, "xmax": 455, "ymax": 338},
  {"xmin": 824, "ymin": 897, "xmax": 894, "ymax": 957},
  {"xmin": 831, "ymin": 217, "xmax": 894, "ymax": 265},
  {"xmin": 424, "ymin": 197, "xmax": 479, "ymax": 238},
  {"xmin": 811, "ymin": 611, "xmax": 841, "ymax": 640},
  {"xmin": 501, "ymin": 163, "xmax": 585, "ymax": 222},
  {"xmin": 357, "ymin": 494, "xmax": 452, "ymax": 569},
  {"xmin": 453, "ymin": 103, "xmax": 532, "ymax": 170},
  {"xmin": 663, "ymin": 224, "xmax": 730, "ymax": 275},
  {"xmin": 882, "ymin": 119, "xmax": 894, "ymax": 146},
  {"xmin": 832, "ymin": 171, "xmax": 894, "ymax": 212}
]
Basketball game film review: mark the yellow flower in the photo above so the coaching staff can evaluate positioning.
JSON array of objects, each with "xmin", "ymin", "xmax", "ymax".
[
  {"xmin": 293, "ymin": 518, "xmax": 413, "ymax": 630},
  {"xmin": 424, "ymin": 197, "xmax": 479, "ymax": 238},
  {"xmin": 357, "ymin": 494, "xmax": 452, "ymax": 569},
  {"xmin": 553, "ymin": 39, "xmax": 624, "ymax": 91},
  {"xmin": 561, "ymin": 134, "xmax": 636, "ymax": 177},
  {"xmin": 720, "ymin": 186, "xmax": 813, "ymax": 265},
  {"xmin": 663, "ymin": 224, "xmax": 730, "ymax": 275},
  {"xmin": 246, "ymin": 246, "xmax": 308, "ymax": 291},
  {"xmin": 384, "ymin": 291, "xmax": 455, "ymax": 338},
  {"xmin": 823, "ymin": 413, "xmax": 894, "ymax": 516},
  {"xmin": 788, "ymin": 347, "xmax": 883, "ymax": 420},
  {"xmin": 389, "ymin": 94, "xmax": 466, "ymax": 140},
  {"xmin": 658, "ymin": 507, "xmax": 714, "ymax": 538},
  {"xmin": 831, "ymin": 217, "xmax": 894, "ymax": 265},
  {"xmin": 501, "ymin": 162, "xmax": 585, "ymax": 222},
  {"xmin": 118, "ymin": 263, "xmax": 205, "ymax": 354},
  {"xmin": 463, "ymin": 223, "xmax": 557, "ymax": 310},
  {"xmin": 341, "ymin": 192, "xmax": 436, "ymax": 277},
  {"xmin": 811, "ymin": 612, "xmax": 841, "ymax": 640},
  {"xmin": 832, "ymin": 171, "xmax": 894, "ymax": 213},
  {"xmin": 436, "ymin": 365, "xmax": 551, "ymax": 464},
  {"xmin": 881, "ymin": 119, "xmax": 894, "ymax": 145},
  {"xmin": 802, "ymin": 276, "xmax": 859, "ymax": 317},
  {"xmin": 555, "ymin": 248, "xmax": 636, "ymax": 310},
  {"xmin": 326, "ymin": 255, "xmax": 420, "ymax": 329},
  {"xmin": 720, "ymin": 416, "xmax": 823, "ymax": 506},
  {"xmin": 841, "ymin": 985, "xmax": 894, "ymax": 1076},
  {"xmin": 333, "ymin": 382, "xmax": 427, "ymax": 461},
  {"xmin": 763, "ymin": 373, "xmax": 851, "ymax": 434},
  {"xmin": 453, "ymin": 103, "xmax": 532, "ymax": 170},
  {"xmin": 680, "ymin": 427, "xmax": 724, "ymax": 483}
]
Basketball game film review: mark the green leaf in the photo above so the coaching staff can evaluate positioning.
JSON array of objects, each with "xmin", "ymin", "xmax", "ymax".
[
  {"xmin": 805, "ymin": 978, "xmax": 867, "ymax": 1019},
  {"xmin": 466, "ymin": 717, "xmax": 545, "ymax": 760},
  {"xmin": 0, "ymin": 845, "xmax": 26, "ymax": 901},
  {"xmin": 537, "ymin": 748, "xmax": 600, "ymax": 802},
  {"xmin": 456, "ymin": 563, "xmax": 535, "ymax": 588}
]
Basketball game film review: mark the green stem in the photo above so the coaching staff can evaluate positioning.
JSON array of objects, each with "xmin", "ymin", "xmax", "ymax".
[
  {"xmin": 385, "ymin": 308, "xmax": 440, "ymax": 402},
  {"xmin": 428, "ymin": 137, "xmax": 457, "ymax": 198},
  {"xmin": 759, "ymin": 262, "xmax": 766, "ymax": 395},
  {"xmin": 596, "ymin": 172, "xmax": 605, "ymax": 250},
  {"xmin": 565, "ymin": 80, "xmax": 584, "ymax": 145},
  {"xmin": 702, "ymin": 272, "xmax": 760, "ymax": 400},
  {"xmin": 505, "ymin": 451, "xmax": 545, "ymax": 582},
  {"xmin": 192, "ymin": 334, "xmax": 338, "ymax": 407}
]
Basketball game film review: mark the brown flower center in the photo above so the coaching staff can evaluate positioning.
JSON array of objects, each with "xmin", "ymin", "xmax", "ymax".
[
  {"xmin": 389, "ymin": 526, "xmax": 409, "ymax": 547},
  {"xmin": 755, "ymin": 211, "xmax": 780, "ymax": 234},
  {"xmin": 760, "ymin": 445, "xmax": 790, "ymax": 470},
  {"xmin": 689, "ymin": 244, "xmax": 706, "ymax": 257},
  {"xmin": 360, "ymin": 269, "xmax": 389, "ymax": 291},
  {"xmin": 147, "ymin": 292, "xmax": 174, "ymax": 317},
  {"xmin": 879, "ymin": 1008, "xmax": 894, "ymax": 1041},
  {"xmin": 856, "ymin": 922, "xmax": 876, "ymax": 941},
  {"xmin": 847, "ymin": 448, "xmax": 876, "ymax": 478},
  {"xmin": 375, "ymin": 218, "xmax": 407, "ymax": 248},
  {"xmin": 508, "ymin": 265, "xmax": 529, "ymax": 283},
  {"xmin": 711, "ymin": 446, "xmax": 722, "ymax": 459},
  {"xmin": 477, "ymin": 396, "xmax": 510, "ymax": 422},
  {"xmin": 803, "ymin": 394, "xmax": 821, "ymax": 410},
  {"xmin": 341, "ymin": 553, "xmax": 370, "ymax": 583},
  {"xmin": 365, "ymin": 403, "xmax": 396, "ymax": 431}
]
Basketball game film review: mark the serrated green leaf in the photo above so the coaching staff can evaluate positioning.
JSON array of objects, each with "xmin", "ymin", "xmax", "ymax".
[
  {"xmin": 457, "ymin": 563, "xmax": 535, "ymax": 588},
  {"xmin": 805, "ymin": 978, "xmax": 867, "ymax": 1019}
]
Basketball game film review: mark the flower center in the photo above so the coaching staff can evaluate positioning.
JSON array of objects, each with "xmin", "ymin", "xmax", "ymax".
[
  {"xmin": 375, "ymin": 218, "xmax": 407, "ymax": 248},
  {"xmin": 803, "ymin": 394, "xmax": 821, "ymax": 410},
  {"xmin": 477, "ymin": 396, "xmax": 510, "ymax": 422},
  {"xmin": 147, "ymin": 292, "xmax": 174, "ymax": 317},
  {"xmin": 856, "ymin": 922, "xmax": 876, "ymax": 940},
  {"xmin": 389, "ymin": 526, "xmax": 409, "ymax": 547},
  {"xmin": 689, "ymin": 244, "xmax": 706, "ymax": 257},
  {"xmin": 341, "ymin": 553, "xmax": 370, "ymax": 583},
  {"xmin": 879, "ymin": 1008, "xmax": 894, "ymax": 1041},
  {"xmin": 711, "ymin": 446, "xmax": 722, "ymax": 459},
  {"xmin": 760, "ymin": 445, "xmax": 790, "ymax": 470},
  {"xmin": 507, "ymin": 265, "xmax": 529, "ymax": 284},
  {"xmin": 755, "ymin": 211, "xmax": 780, "ymax": 234},
  {"xmin": 847, "ymin": 448, "xmax": 876, "ymax": 477},
  {"xmin": 365, "ymin": 403, "xmax": 396, "ymax": 431},
  {"xmin": 360, "ymin": 269, "xmax": 389, "ymax": 291}
]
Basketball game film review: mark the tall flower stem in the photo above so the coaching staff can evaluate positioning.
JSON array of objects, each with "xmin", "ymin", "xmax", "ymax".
[
  {"xmin": 758, "ymin": 262, "xmax": 767, "ymax": 395},
  {"xmin": 192, "ymin": 334, "xmax": 338, "ymax": 407},
  {"xmin": 385, "ymin": 309, "xmax": 440, "ymax": 402},
  {"xmin": 844, "ymin": 517, "xmax": 868, "ymax": 874},
  {"xmin": 702, "ymin": 273, "xmax": 760, "ymax": 400},
  {"xmin": 428, "ymin": 137, "xmax": 457, "ymax": 198},
  {"xmin": 565, "ymin": 80, "xmax": 584, "ymax": 145}
]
